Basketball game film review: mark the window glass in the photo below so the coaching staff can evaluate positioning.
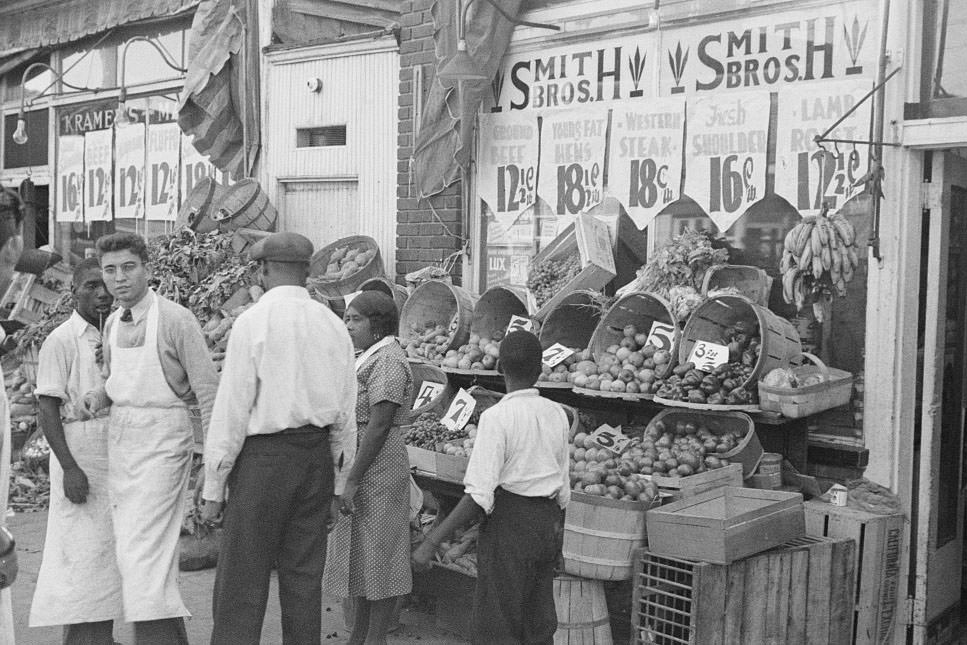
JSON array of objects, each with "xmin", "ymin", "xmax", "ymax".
[
  {"xmin": 3, "ymin": 62, "xmax": 54, "ymax": 104},
  {"xmin": 925, "ymin": 0, "xmax": 967, "ymax": 101},
  {"xmin": 120, "ymin": 30, "xmax": 186, "ymax": 87},
  {"xmin": 62, "ymin": 48, "xmax": 115, "ymax": 93}
]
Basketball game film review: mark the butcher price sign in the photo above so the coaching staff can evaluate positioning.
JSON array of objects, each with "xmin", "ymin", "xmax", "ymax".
[
  {"xmin": 684, "ymin": 90, "xmax": 769, "ymax": 232},
  {"xmin": 477, "ymin": 112, "xmax": 540, "ymax": 232},
  {"xmin": 145, "ymin": 122, "xmax": 180, "ymax": 221},
  {"xmin": 56, "ymin": 135, "xmax": 84, "ymax": 223},
  {"xmin": 538, "ymin": 105, "xmax": 609, "ymax": 217},
  {"xmin": 774, "ymin": 79, "xmax": 873, "ymax": 215},
  {"xmin": 83, "ymin": 129, "xmax": 113, "ymax": 222},
  {"xmin": 607, "ymin": 97, "xmax": 685, "ymax": 229},
  {"xmin": 181, "ymin": 135, "xmax": 218, "ymax": 201},
  {"xmin": 115, "ymin": 123, "xmax": 145, "ymax": 219}
]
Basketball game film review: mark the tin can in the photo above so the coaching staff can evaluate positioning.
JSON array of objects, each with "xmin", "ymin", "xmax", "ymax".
[
  {"xmin": 757, "ymin": 452, "xmax": 782, "ymax": 475},
  {"xmin": 829, "ymin": 483, "xmax": 848, "ymax": 507}
]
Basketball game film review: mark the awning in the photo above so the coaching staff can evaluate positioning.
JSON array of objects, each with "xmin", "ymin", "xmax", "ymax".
[
  {"xmin": 0, "ymin": 49, "xmax": 44, "ymax": 78},
  {"xmin": 0, "ymin": 0, "xmax": 199, "ymax": 58},
  {"xmin": 178, "ymin": 0, "xmax": 260, "ymax": 179},
  {"xmin": 411, "ymin": 0, "xmax": 523, "ymax": 199}
]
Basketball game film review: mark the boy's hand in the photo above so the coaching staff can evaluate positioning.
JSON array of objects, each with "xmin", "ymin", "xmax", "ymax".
[
  {"xmin": 411, "ymin": 540, "xmax": 436, "ymax": 572},
  {"xmin": 63, "ymin": 466, "xmax": 89, "ymax": 504}
]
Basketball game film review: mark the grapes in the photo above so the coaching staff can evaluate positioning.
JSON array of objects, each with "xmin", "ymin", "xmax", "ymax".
[
  {"xmin": 527, "ymin": 255, "xmax": 582, "ymax": 308},
  {"xmin": 403, "ymin": 412, "xmax": 468, "ymax": 449}
]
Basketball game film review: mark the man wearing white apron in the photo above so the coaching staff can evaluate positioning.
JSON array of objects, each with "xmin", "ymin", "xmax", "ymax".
[
  {"xmin": 82, "ymin": 232, "xmax": 218, "ymax": 644},
  {"xmin": 30, "ymin": 258, "xmax": 122, "ymax": 643}
]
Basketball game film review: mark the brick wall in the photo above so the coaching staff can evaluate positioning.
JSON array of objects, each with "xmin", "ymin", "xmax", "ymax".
[{"xmin": 397, "ymin": 0, "xmax": 465, "ymax": 285}]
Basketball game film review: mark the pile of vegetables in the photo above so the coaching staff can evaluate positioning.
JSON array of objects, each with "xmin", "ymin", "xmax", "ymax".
[
  {"xmin": 8, "ymin": 462, "xmax": 49, "ymax": 512},
  {"xmin": 618, "ymin": 229, "xmax": 729, "ymax": 301},
  {"xmin": 527, "ymin": 255, "xmax": 581, "ymax": 308},
  {"xmin": 12, "ymin": 291, "xmax": 75, "ymax": 356},
  {"xmin": 402, "ymin": 412, "xmax": 461, "ymax": 450},
  {"xmin": 403, "ymin": 315, "xmax": 459, "ymax": 363},
  {"xmin": 201, "ymin": 285, "xmax": 264, "ymax": 372},
  {"xmin": 318, "ymin": 244, "xmax": 377, "ymax": 281}
]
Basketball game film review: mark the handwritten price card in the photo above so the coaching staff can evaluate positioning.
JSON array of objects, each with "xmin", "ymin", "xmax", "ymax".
[
  {"xmin": 505, "ymin": 315, "xmax": 534, "ymax": 335},
  {"xmin": 412, "ymin": 381, "xmax": 446, "ymax": 410},
  {"xmin": 145, "ymin": 122, "xmax": 180, "ymax": 221},
  {"xmin": 685, "ymin": 91, "xmax": 769, "ymax": 232},
  {"xmin": 478, "ymin": 112, "xmax": 539, "ymax": 233},
  {"xmin": 591, "ymin": 424, "xmax": 632, "ymax": 455},
  {"xmin": 115, "ymin": 123, "xmax": 145, "ymax": 219},
  {"xmin": 538, "ymin": 106, "xmax": 609, "ymax": 217},
  {"xmin": 774, "ymin": 80, "xmax": 873, "ymax": 216},
  {"xmin": 441, "ymin": 388, "xmax": 476, "ymax": 431},
  {"xmin": 83, "ymin": 129, "xmax": 113, "ymax": 222},
  {"xmin": 687, "ymin": 340, "xmax": 730, "ymax": 373},
  {"xmin": 608, "ymin": 97, "xmax": 685, "ymax": 229},
  {"xmin": 56, "ymin": 135, "xmax": 85, "ymax": 223},
  {"xmin": 542, "ymin": 343, "xmax": 575, "ymax": 368},
  {"xmin": 645, "ymin": 321, "xmax": 677, "ymax": 352},
  {"xmin": 180, "ymin": 134, "xmax": 218, "ymax": 203}
]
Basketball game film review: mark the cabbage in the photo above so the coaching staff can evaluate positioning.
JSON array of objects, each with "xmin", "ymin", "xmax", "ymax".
[{"xmin": 762, "ymin": 368, "xmax": 797, "ymax": 389}]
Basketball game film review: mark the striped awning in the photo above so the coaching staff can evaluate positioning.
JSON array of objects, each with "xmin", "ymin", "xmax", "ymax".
[
  {"xmin": 178, "ymin": 0, "xmax": 260, "ymax": 179},
  {"xmin": 0, "ymin": 0, "xmax": 199, "ymax": 58}
]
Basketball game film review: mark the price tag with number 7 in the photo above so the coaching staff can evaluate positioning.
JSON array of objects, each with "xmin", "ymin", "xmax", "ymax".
[
  {"xmin": 542, "ymin": 343, "xmax": 574, "ymax": 368},
  {"xmin": 441, "ymin": 388, "xmax": 476, "ymax": 431}
]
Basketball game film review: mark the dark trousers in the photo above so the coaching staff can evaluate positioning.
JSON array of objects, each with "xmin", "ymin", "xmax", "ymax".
[
  {"xmin": 63, "ymin": 620, "xmax": 113, "ymax": 645},
  {"xmin": 133, "ymin": 618, "xmax": 189, "ymax": 645},
  {"xmin": 210, "ymin": 428, "xmax": 335, "ymax": 645},
  {"xmin": 472, "ymin": 489, "xmax": 563, "ymax": 645}
]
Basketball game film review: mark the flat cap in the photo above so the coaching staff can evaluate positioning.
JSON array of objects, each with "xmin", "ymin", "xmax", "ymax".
[{"xmin": 249, "ymin": 232, "xmax": 313, "ymax": 263}]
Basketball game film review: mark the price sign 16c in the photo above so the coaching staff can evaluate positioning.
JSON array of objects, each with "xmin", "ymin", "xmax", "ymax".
[
  {"xmin": 61, "ymin": 173, "xmax": 81, "ymax": 213},
  {"xmin": 496, "ymin": 164, "xmax": 536, "ymax": 213},
  {"xmin": 556, "ymin": 162, "xmax": 601, "ymax": 215},
  {"xmin": 629, "ymin": 159, "xmax": 674, "ymax": 209},
  {"xmin": 709, "ymin": 154, "xmax": 756, "ymax": 213}
]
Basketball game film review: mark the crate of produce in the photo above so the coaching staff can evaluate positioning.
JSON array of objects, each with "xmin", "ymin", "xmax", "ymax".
[
  {"xmin": 701, "ymin": 264, "xmax": 773, "ymax": 307},
  {"xmin": 529, "ymin": 213, "xmax": 616, "ymax": 321},
  {"xmin": 646, "ymin": 487, "xmax": 805, "ymax": 565},
  {"xmin": 632, "ymin": 535, "xmax": 856, "ymax": 645},
  {"xmin": 758, "ymin": 353, "xmax": 855, "ymax": 419},
  {"xmin": 564, "ymin": 491, "xmax": 657, "ymax": 581},
  {"xmin": 651, "ymin": 463, "xmax": 743, "ymax": 502},
  {"xmin": 400, "ymin": 280, "xmax": 476, "ymax": 362},
  {"xmin": 644, "ymin": 409, "xmax": 763, "ymax": 479},
  {"xmin": 442, "ymin": 285, "xmax": 529, "ymax": 375},
  {"xmin": 804, "ymin": 500, "xmax": 905, "ymax": 645},
  {"xmin": 554, "ymin": 575, "xmax": 613, "ymax": 645},
  {"xmin": 308, "ymin": 235, "xmax": 384, "ymax": 298},
  {"xmin": 405, "ymin": 444, "xmax": 438, "ymax": 474}
]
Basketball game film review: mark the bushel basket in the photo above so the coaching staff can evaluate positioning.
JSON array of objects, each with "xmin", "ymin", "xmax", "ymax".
[
  {"xmin": 309, "ymin": 235, "xmax": 384, "ymax": 299},
  {"xmin": 400, "ymin": 280, "xmax": 475, "ymax": 356},
  {"xmin": 538, "ymin": 289, "xmax": 602, "ymax": 352},
  {"xmin": 644, "ymin": 408, "xmax": 763, "ymax": 478},
  {"xmin": 589, "ymin": 291, "xmax": 679, "ymax": 361},
  {"xmin": 701, "ymin": 264, "xmax": 773, "ymax": 307},
  {"xmin": 758, "ymin": 352, "xmax": 854, "ymax": 418}
]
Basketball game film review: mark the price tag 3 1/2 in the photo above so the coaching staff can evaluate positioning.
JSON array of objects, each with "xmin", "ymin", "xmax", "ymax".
[
  {"xmin": 412, "ymin": 381, "xmax": 445, "ymax": 410},
  {"xmin": 441, "ymin": 388, "xmax": 476, "ymax": 431},
  {"xmin": 542, "ymin": 343, "xmax": 575, "ymax": 367},
  {"xmin": 645, "ymin": 321, "xmax": 676, "ymax": 352},
  {"xmin": 590, "ymin": 424, "xmax": 632, "ymax": 455},
  {"xmin": 687, "ymin": 340, "xmax": 730, "ymax": 373},
  {"xmin": 505, "ymin": 315, "xmax": 534, "ymax": 335}
]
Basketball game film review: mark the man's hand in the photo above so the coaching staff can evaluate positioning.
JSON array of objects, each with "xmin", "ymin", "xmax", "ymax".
[
  {"xmin": 411, "ymin": 540, "xmax": 436, "ymax": 573},
  {"xmin": 200, "ymin": 500, "xmax": 223, "ymax": 526},
  {"xmin": 327, "ymin": 497, "xmax": 341, "ymax": 532},
  {"xmin": 193, "ymin": 469, "xmax": 206, "ymax": 508},
  {"xmin": 63, "ymin": 466, "xmax": 89, "ymax": 504},
  {"xmin": 76, "ymin": 392, "xmax": 100, "ymax": 421},
  {"xmin": 338, "ymin": 481, "xmax": 358, "ymax": 516}
]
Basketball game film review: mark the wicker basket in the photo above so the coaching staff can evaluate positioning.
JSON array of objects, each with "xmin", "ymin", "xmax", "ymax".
[
  {"xmin": 406, "ymin": 361, "xmax": 453, "ymax": 423},
  {"xmin": 701, "ymin": 264, "xmax": 773, "ymax": 307},
  {"xmin": 538, "ymin": 290, "xmax": 602, "ymax": 352},
  {"xmin": 358, "ymin": 276, "xmax": 409, "ymax": 316},
  {"xmin": 471, "ymin": 285, "xmax": 529, "ymax": 341},
  {"xmin": 589, "ymin": 292, "xmax": 679, "ymax": 361},
  {"xmin": 309, "ymin": 235, "xmax": 384, "ymax": 298},
  {"xmin": 758, "ymin": 352, "xmax": 854, "ymax": 418},
  {"xmin": 644, "ymin": 408, "xmax": 763, "ymax": 478},
  {"xmin": 679, "ymin": 295, "xmax": 800, "ymax": 391},
  {"xmin": 399, "ymin": 280, "xmax": 475, "ymax": 352}
]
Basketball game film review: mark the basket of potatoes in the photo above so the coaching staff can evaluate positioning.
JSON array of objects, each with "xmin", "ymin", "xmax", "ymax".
[{"xmin": 308, "ymin": 235, "xmax": 384, "ymax": 299}]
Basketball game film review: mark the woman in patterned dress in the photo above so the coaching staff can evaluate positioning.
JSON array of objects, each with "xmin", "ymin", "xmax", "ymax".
[{"xmin": 324, "ymin": 290, "xmax": 413, "ymax": 645}]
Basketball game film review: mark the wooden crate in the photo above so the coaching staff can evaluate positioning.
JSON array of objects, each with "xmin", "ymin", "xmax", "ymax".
[
  {"xmin": 804, "ymin": 500, "xmax": 905, "ymax": 645},
  {"xmin": 406, "ymin": 445, "xmax": 438, "ymax": 475},
  {"xmin": 632, "ymin": 535, "xmax": 856, "ymax": 645},
  {"xmin": 645, "ymin": 487, "xmax": 805, "ymax": 565},
  {"xmin": 651, "ymin": 463, "xmax": 743, "ymax": 501},
  {"xmin": 436, "ymin": 452, "xmax": 469, "ymax": 482}
]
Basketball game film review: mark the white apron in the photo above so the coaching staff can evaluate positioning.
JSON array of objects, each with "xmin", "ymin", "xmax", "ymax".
[
  {"xmin": 29, "ymin": 413, "xmax": 122, "ymax": 626},
  {"xmin": 106, "ymin": 293, "xmax": 193, "ymax": 621}
]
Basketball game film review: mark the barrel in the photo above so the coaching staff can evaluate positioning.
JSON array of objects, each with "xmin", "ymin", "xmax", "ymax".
[
  {"xmin": 553, "ymin": 576, "xmax": 613, "ymax": 645},
  {"xmin": 175, "ymin": 176, "xmax": 227, "ymax": 233},
  {"xmin": 589, "ymin": 291, "xmax": 679, "ymax": 361},
  {"xmin": 538, "ymin": 290, "xmax": 602, "ymax": 352},
  {"xmin": 471, "ymin": 285, "xmax": 529, "ymax": 341},
  {"xmin": 563, "ymin": 492, "xmax": 650, "ymax": 581},
  {"xmin": 358, "ymin": 276, "xmax": 409, "ymax": 316},
  {"xmin": 399, "ymin": 280, "xmax": 475, "ymax": 354},
  {"xmin": 308, "ymin": 235, "xmax": 384, "ymax": 299},
  {"xmin": 211, "ymin": 178, "xmax": 278, "ymax": 233},
  {"xmin": 701, "ymin": 264, "xmax": 773, "ymax": 307}
]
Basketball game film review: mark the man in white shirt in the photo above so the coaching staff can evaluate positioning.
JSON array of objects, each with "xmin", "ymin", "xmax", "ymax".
[
  {"xmin": 412, "ymin": 331, "xmax": 570, "ymax": 644},
  {"xmin": 199, "ymin": 232, "xmax": 357, "ymax": 644}
]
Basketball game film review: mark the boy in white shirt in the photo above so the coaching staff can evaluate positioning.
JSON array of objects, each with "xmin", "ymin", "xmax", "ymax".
[{"xmin": 412, "ymin": 331, "xmax": 570, "ymax": 644}]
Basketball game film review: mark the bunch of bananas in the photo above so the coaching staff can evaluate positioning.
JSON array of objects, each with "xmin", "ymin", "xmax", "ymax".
[{"xmin": 780, "ymin": 212, "xmax": 860, "ymax": 311}]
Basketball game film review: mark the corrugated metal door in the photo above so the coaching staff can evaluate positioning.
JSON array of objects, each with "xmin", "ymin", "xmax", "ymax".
[{"xmin": 279, "ymin": 180, "xmax": 359, "ymax": 248}]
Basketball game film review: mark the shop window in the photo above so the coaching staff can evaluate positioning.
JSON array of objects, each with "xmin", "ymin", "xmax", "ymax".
[
  {"xmin": 296, "ymin": 126, "xmax": 347, "ymax": 148},
  {"xmin": 119, "ymin": 30, "xmax": 186, "ymax": 88},
  {"xmin": 2, "ymin": 61, "xmax": 54, "ymax": 104},
  {"xmin": 61, "ymin": 47, "xmax": 116, "ymax": 93},
  {"xmin": 916, "ymin": 0, "xmax": 967, "ymax": 117}
]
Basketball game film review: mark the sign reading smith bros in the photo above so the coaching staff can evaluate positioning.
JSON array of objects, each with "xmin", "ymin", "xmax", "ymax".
[{"xmin": 490, "ymin": 0, "xmax": 878, "ymax": 112}]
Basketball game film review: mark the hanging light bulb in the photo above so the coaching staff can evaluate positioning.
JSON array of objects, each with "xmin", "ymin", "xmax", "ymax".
[{"xmin": 12, "ymin": 114, "xmax": 27, "ymax": 145}]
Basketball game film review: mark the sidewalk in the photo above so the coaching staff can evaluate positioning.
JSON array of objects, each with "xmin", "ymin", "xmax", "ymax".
[{"xmin": 8, "ymin": 511, "xmax": 469, "ymax": 644}]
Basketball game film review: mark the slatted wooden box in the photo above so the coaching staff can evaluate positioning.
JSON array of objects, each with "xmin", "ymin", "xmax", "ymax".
[
  {"xmin": 632, "ymin": 536, "xmax": 856, "ymax": 645},
  {"xmin": 651, "ymin": 463, "xmax": 743, "ymax": 502},
  {"xmin": 804, "ymin": 500, "xmax": 905, "ymax": 645}
]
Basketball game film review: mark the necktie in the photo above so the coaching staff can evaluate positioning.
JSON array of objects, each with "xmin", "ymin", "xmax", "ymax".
[{"xmin": 120, "ymin": 308, "xmax": 133, "ymax": 322}]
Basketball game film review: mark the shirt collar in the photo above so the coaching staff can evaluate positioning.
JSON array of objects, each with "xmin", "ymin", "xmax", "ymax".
[
  {"xmin": 125, "ymin": 289, "xmax": 153, "ymax": 322},
  {"xmin": 260, "ymin": 285, "xmax": 311, "ymax": 302},
  {"xmin": 503, "ymin": 388, "xmax": 539, "ymax": 401},
  {"xmin": 68, "ymin": 311, "xmax": 99, "ymax": 338}
]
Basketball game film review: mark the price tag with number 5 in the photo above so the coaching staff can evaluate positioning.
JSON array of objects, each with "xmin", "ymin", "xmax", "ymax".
[
  {"xmin": 441, "ymin": 388, "xmax": 476, "ymax": 431},
  {"xmin": 591, "ymin": 424, "xmax": 631, "ymax": 455},
  {"xmin": 505, "ymin": 315, "xmax": 533, "ymax": 335},
  {"xmin": 687, "ymin": 340, "xmax": 730, "ymax": 373},
  {"xmin": 542, "ymin": 343, "xmax": 574, "ymax": 368},
  {"xmin": 645, "ymin": 321, "xmax": 676, "ymax": 352},
  {"xmin": 412, "ymin": 381, "xmax": 445, "ymax": 410}
]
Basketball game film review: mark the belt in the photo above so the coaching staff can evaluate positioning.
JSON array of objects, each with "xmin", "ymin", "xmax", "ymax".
[{"xmin": 263, "ymin": 424, "xmax": 330, "ymax": 437}]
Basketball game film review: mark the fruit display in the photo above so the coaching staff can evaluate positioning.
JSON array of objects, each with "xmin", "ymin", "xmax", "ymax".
[
  {"xmin": 442, "ymin": 331, "xmax": 503, "ymax": 371},
  {"xmin": 403, "ymin": 315, "xmax": 460, "ymax": 363},
  {"xmin": 7, "ymin": 366, "xmax": 38, "ymax": 420},
  {"xmin": 318, "ymin": 244, "xmax": 378, "ymax": 281},
  {"xmin": 571, "ymin": 324, "xmax": 671, "ymax": 396},
  {"xmin": 761, "ymin": 367, "xmax": 825, "ymax": 389},
  {"xmin": 780, "ymin": 210, "xmax": 861, "ymax": 321},
  {"xmin": 537, "ymin": 346, "xmax": 588, "ymax": 385},
  {"xmin": 402, "ymin": 412, "xmax": 460, "ymax": 449},
  {"xmin": 527, "ymin": 255, "xmax": 581, "ymax": 309}
]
